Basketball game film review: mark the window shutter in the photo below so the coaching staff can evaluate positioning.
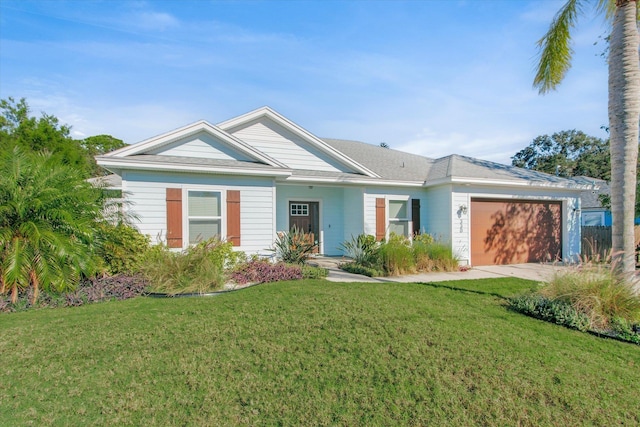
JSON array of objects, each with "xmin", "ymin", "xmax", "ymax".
[
  {"xmin": 412, "ymin": 199, "xmax": 421, "ymax": 235},
  {"xmin": 226, "ymin": 190, "xmax": 241, "ymax": 246},
  {"xmin": 166, "ymin": 188, "xmax": 183, "ymax": 248},
  {"xmin": 375, "ymin": 197, "xmax": 386, "ymax": 241}
]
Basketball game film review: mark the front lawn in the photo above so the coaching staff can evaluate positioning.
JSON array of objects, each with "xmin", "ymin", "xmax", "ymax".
[{"xmin": 1, "ymin": 279, "xmax": 638, "ymax": 425}]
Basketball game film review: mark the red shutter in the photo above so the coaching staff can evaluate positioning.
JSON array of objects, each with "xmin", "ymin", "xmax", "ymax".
[
  {"xmin": 226, "ymin": 190, "xmax": 241, "ymax": 246},
  {"xmin": 166, "ymin": 188, "xmax": 183, "ymax": 248},
  {"xmin": 375, "ymin": 197, "xmax": 386, "ymax": 241}
]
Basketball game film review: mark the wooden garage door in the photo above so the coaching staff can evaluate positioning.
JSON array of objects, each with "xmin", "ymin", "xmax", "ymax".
[{"xmin": 470, "ymin": 199, "xmax": 562, "ymax": 265}]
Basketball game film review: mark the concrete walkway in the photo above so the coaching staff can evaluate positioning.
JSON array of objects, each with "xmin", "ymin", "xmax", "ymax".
[{"xmin": 309, "ymin": 256, "xmax": 566, "ymax": 283}]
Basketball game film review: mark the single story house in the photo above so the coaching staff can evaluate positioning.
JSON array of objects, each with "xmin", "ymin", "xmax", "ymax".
[{"xmin": 97, "ymin": 107, "xmax": 591, "ymax": 266}]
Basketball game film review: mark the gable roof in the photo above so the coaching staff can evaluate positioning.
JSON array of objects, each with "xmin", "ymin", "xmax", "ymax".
[
  {"xmin": 96, "ymin": 107, "xmax": 592, "ymax": 191},
  {"xmin": 102, "ymin": 120, "xmax": 286, "ymax": 168},
  {"xmin": 218, "ymin": 107, "xmax": 380, "ymax": 178}
]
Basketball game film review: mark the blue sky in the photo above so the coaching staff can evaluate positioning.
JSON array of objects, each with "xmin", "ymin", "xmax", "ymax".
[{"xmin": 0, "ymin": 0, "xmax": 610, "ymax": 164}]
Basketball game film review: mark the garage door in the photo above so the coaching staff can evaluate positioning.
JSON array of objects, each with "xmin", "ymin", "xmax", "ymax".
[{"xmin": 470, "ymin": 199, "xmax": 562, "ymax": 265}]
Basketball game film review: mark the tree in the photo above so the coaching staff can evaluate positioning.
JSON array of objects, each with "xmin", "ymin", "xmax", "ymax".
[
  {"xmin": 512, "ymin": 130, "xmax": 610, "ymax": 180},
  {"xmin": 0, "ymin": 146, "xmax": 104, "ymax": 304},
  {"xmin": 0, "ymin": 97, "xmax": 125, "ymax": 178},
  {"xmin": 534, "ymin": 0, "xmax": 639, "ymax": 272},
  {"xmin": 80, "ymin": 134, "xmax": 126, "ymax": 176}
]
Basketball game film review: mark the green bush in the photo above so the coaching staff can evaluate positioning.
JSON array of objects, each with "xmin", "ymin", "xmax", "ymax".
[
  {"xmin": 0, "ymin": 146, "xmax": 104, "ymax": 304},
  {"xmin": 340, "ymin": 262, "xmax": 384, "ymax": 277},
  {"xmin": 301, "ymin": 265, "xmax": 328, "ymax": 279},
  {"xmin": 95, "ymin": 223, "xmax": 151, "ymax": 274},
  {"xmin": 609, "ymin": 317, "xmax": 640, "ymax": 344},
  {"xmin": 140, "ymin": 238, "xmax": 238, "ymax": 295},
  {"xmin": 413, "ymin": 240, "xmax": 459, "ymax": 272},
  {"xmin": 378, "ymin": 233, "xmax": 415, "ymax": 276},
  {"xmin": 541, "ymin": 263, "xmax": 640, "ymax": 330},
  {"xmin": 272, "ymin": 226, "xmax": 317, "ymax": 264},
  {"xmin": 340, "ymin": 234, "xmax": 379, "ymax": 267},
  {"xmin": 338, "ymin": 232, "xmax": 458, "ymax": 276},
  {"xmin": 509, "ymin": 294, "xmax": 590, "ymax": 332}
]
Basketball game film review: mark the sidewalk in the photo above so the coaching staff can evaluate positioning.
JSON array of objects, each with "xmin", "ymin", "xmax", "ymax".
[{"xmin": 309, "ymin": 257, "xmax": 566, "ymax": 283}]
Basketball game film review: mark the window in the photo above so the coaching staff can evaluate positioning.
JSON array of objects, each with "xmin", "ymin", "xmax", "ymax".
[
  {"xmin": 388, "ymin": 199, "xmax": 411, "ymax": 237},
  {"xmin": 582, "ymin": 211, "xmax": 605, "ymax": 226},
  {"xmin": 187, "ymin": 191, "xmax": 221, "ymax": 244},
  {"xmin": 290, "ymin": 203, "xmax": 309, "ymax": 216}
]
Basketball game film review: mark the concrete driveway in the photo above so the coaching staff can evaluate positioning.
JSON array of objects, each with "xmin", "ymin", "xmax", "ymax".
[{"xmin": 311, "ymin": 257, "xmax": 566, "ymax": 283}]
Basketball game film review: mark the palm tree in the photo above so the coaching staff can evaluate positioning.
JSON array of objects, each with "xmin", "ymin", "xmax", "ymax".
[
  {"xmin": 0, "ymin": 146, "xmax": 103, "ymax": 304},
  {"xmin": 534, "ymin": 0, "xmax": 639, "ymax": 272}
]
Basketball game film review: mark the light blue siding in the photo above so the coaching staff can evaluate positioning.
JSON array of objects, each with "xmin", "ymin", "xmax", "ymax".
[
  {"xmin": 276, "ymin": 184, "xmax": 347, "ymax": 255},
  {"xmin": 122, "ymin": 170, "xmax": 274, "ymax": 254}
]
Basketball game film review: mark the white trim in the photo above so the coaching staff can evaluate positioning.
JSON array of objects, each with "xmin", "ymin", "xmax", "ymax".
[
  {"xmin": 281, "ymin": 175, "xmax": 424, "ymax": 187},
  {"xmin": 218, "ymin": 106, "xmax": 380, "ymax": 178},
  {"xmin": 385, "ymin": 195, "xmax": 412, "ymax": 240},
  {"xmin": 424, "ymin": 176, "xmax": 590, "ymax": 191},
  {"xmin": 181, "ymin": 187, "xmax": 227, "ymax": 249},
  {"xmin": 97, "ymin": 157, "xmax": 293, "ymax": 177},
  {"xmin": 104, "ymin": 120, "xmax": 286, "ymax": 168}
]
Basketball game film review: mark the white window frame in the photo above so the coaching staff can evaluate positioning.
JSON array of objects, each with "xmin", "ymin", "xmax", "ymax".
[
  {"xmin": 290, "ymin": 203, "xmax": 309, "ymax": 216},
  {"xmin": 182, "ymin": 187, "xmax": 226, "ymax": 248},
  {"xmin": 387, "ymin": 196, "xmax": 412, "ymax": 240}
]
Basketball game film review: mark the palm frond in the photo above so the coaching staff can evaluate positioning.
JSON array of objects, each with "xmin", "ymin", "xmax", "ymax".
[{"xmin": 534, "ymin": 0, "xmax": 585, "ymax": 94}]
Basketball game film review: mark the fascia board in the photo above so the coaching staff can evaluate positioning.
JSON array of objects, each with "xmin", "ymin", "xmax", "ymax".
[
  {"xmin": 280, "ymin": 175, "xmax": 424, "ymax": 187},
  {"xmin": 96, "ymin": 158, "xmax": 293, "ymax": 178},
  {"xmin": 218, "ymin": 106, "xmax": 381, "ymax": 179},
  {"xmin": 423, "ymin": 176, "xmax": 590, "ymax": 191}
]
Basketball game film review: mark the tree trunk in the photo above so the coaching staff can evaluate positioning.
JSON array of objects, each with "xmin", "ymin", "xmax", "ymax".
[
  {"xmin": 608, "ymin": 0, "xmax": 640, "ymax": 273},
  {"xmin": 30, "ymin": 270, "xmax": 39, "ymax": 306}
]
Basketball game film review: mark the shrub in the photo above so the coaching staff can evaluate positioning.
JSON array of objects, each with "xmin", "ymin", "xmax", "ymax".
[
  {"xmin": 340, "ymin": 262, "xmax": 384, "ymax": 277},
  {"xmin": 1, "ymin": 274, "xmax": 148, "ymax": 312},
  {"xmin": 378, "ymin": 233, "xmax": 415, "ymax": 275},
  {"xmin": 139, "ymin": 238, "xmax": 235, "ymax": 295},
  {"xmin": 413, "ymin": 239, "xmax": 459, "ymax": 272},
  {"xmin": 340, "ymin": 234, "xmax": 379, "ymax": 267},
  {"xmin": 609, "ymin": 317, "xmax": 640, "ymax": 344},
  {"xmin": 301, "ymin": 265, "xmax": 328, "ymax": 279},
  {"xmin": 230, "ymin": 260, "xmax": 302, "ymax": 285},
  {"xmin": 540, "ymin": 263, "xmax": 640, "ymax": 330},
  {"xmin": 272, "ymin": 227, "xmax": 317, "ymax": 264},
  {"xmin": 95, "ymin": 223, "xmax": 151, "ymax": 274},
  {"xmin": 508, "ymin": 294, "xmax": 590, "ymax": 332},
  {"xmin": 0, "ymin": 146, "xmax": 104, "ymax": 304}
]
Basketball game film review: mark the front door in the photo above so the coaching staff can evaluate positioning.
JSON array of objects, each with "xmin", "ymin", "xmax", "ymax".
[{"xmin": 289, "ymin": 201, "xmax": 320, "ymax": 251}]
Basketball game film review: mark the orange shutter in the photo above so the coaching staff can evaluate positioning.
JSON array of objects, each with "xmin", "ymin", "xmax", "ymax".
[
  {"xmin": 375, "ymin": 197, "xmax": 386, "ymax": 241},
  {"xmin": 226, "ymin": 190, "xmax": 241, "ymax": 246},
  {"xmin": 166, "ymin": 188, "xmax": 183, "ymax": 248}
]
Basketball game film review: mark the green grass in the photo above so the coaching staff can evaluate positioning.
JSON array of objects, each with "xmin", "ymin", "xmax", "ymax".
[{"xmin": 1, "ymin": 279, "xmax": 639, "ymax": 426}]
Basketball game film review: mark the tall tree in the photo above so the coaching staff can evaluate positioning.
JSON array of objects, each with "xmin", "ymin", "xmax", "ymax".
[
  {"xmin": 0, "ymin": 97, "xmax": 125, "ymax": 177},
  {"xmin": 534, "ymin": 0, "xmax": 640, "ymax": 272},
  {"xmin": 512, "ymin": 130, "xmax": 611, "ymax": 179}
]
